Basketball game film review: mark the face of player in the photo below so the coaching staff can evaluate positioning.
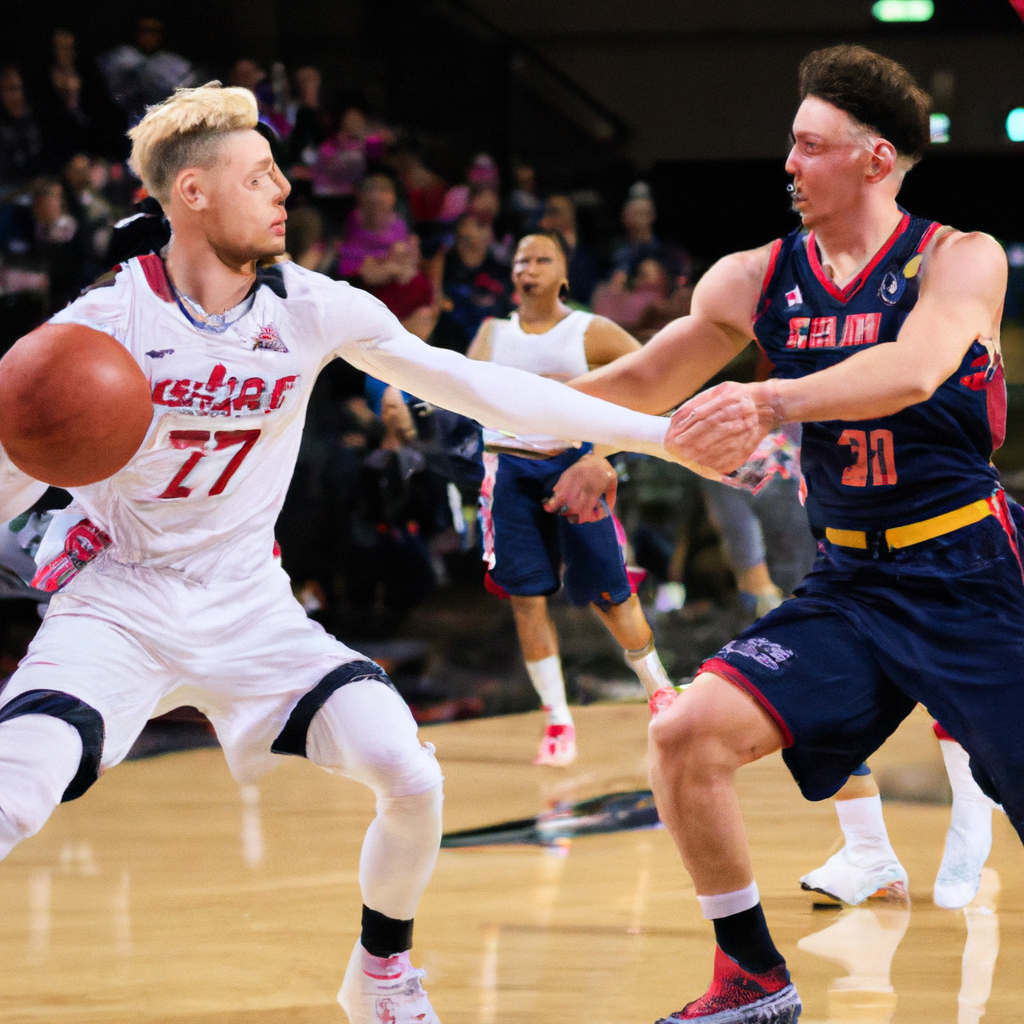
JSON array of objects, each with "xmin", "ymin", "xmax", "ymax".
[
  {"xmin": 785, "ymin": 97, "xmax": 877, "ymax": 228},
  {"xmin": 512, "ymin": 235, "xmax": 567, "ymax": 303},
  {"xmin": 197, "ymin": 130, "xmax": 290, "ymax": 267}
]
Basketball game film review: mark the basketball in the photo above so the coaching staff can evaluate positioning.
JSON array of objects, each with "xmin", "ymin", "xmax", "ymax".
[{"xmin": 0, "ymin": 322, "xmax": 153, "ymax": 488}]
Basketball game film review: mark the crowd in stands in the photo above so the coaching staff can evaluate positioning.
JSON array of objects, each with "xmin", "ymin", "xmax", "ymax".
[{"xmin": 0, "ymin": 18, "xmax": 812, "ymax": 641}]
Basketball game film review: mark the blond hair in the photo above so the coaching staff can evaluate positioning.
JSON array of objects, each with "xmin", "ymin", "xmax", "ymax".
[{"xmin": 128, "ymin": 82, "xmax": 258, "ymax": 205}]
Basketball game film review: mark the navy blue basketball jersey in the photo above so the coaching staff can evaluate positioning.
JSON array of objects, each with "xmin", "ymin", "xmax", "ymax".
[{"xmin": 753, "ymin": 211, "xmax": 1004, "ymax": 531}]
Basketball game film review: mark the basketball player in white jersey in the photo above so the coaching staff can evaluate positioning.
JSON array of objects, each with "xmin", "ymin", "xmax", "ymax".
[
  {"xmin": 0, "ymin": 85, "xmax": 700, "ymax": 1024},
  {"xmin": 468, "ymin": 230, "xmax": 676, "ymax": 765}
]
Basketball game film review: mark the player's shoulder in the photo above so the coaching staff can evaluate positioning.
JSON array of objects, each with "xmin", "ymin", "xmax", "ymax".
[
  {"xmin": 928, "ymin": 228, "xmax": 1006, "ymax": 269},
  {"xmin": 920, "ymin": 228, "xmax": 1007, "ymax": 299},
  {"xmin": 698, "ymin": 242, "xmax": 778, "ymax": 303},
  {"xmin": 277, "ymin": 259, "xmax": 387, "ymax": 312},
  {"xmin": 49, "ymin": 260, "xmax": 137, "ymax": 332}
]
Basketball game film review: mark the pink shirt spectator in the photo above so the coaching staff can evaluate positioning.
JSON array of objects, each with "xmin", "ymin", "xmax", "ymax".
[
  {"xmin": 310, "ymin": 132, "xmax": 386, "ymax": 198},
  {"xmin": 337, "ymin": 209, "xmax": 410, "ymax": 278}
]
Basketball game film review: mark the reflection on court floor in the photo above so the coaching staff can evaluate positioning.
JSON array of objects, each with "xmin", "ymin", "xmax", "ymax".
[{"xmin": 0, "ymin": 704, "xmax": 1020, "ymax": 1023}]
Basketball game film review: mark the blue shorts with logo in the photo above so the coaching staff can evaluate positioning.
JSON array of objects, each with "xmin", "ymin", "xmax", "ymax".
[
  {"xmin": 480, "ymin": 445, "xmax": 631, "ymax": 610},
  {"xmin": 699, "ymin": 500, "xmax": 1024, "ymax": 842}
]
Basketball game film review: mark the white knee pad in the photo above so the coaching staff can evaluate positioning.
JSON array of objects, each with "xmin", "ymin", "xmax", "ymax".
[
  {"xmin": 307, "ymin": 679, "xmax": 444, "ymax": 798},
  {"xmin": 0, "ymin": 715, "xmax": 83, "ymax": 860}
]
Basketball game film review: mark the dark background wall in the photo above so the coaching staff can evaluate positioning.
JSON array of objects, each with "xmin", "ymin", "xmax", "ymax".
[{"xmin": 5, "ymin": 0, "xmax": 1022, "ymax": 257}]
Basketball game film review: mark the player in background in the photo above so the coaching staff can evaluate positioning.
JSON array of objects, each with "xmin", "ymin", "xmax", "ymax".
[
  {"xmin": 0, "ymin": 84, "xmax": 696, "ymax": 1024},
  {"xmin": 547, "ymin": 45, "xmax": 1017, "ymax": 1023},
  {"xmin": 467, "ymin": 229, "xmax": 676, "ymax": 765}
]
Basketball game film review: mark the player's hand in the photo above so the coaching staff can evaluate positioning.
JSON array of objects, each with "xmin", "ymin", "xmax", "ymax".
[
  {"xmin": 543, "ymin": 453, "xmax": 617, "ymax": 523},
  {"xmin": 666, "ymin": 381, "xmax": 778, "ymax": 474}
]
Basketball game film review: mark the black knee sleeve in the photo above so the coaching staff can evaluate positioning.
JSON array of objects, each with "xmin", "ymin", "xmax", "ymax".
[
  {"xmin": 271, "ymin": 660, "xmax": 395, "ymax": 758},
  {"xmin": 0, "ymin": 690, "xmax": 105, "ymax": 802}
]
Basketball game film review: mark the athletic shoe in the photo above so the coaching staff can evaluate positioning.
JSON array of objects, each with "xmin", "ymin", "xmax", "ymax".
[
  {"xmin": 933, "ymin": 802, "xmax": 994, "ymax": 909},
  {"xmin": 800, "ymin": 845, "xmax": 908, "ymax": 905},
  {"xmin": 338, "ymin": 941, "xmax": 441, "ymax": 1024},
  {"xmin": 649, "ymin": 685, "xmax": 679, "ymax": 717},
  {"xmin": 534, "ymin": 723, "xmax": 576, "ymax": 766},
  {"xmin": 656, "ymin": 946, "xmax": 801, "ymax": 1023}
]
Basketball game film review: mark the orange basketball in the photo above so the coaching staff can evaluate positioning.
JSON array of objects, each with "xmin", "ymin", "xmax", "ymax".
[{"xmin": 0, "ymin": 323, "xmax": 153, "ymax": 487}]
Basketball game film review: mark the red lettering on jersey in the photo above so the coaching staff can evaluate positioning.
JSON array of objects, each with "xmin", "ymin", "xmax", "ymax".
[
  {"xmin": 268, "ymin": 375, "xmax": 299, "ymax": 411},
  {"xmin": 233, "ymin": 377, "xmax": 265, "ymax": 411},
  {"xmin": 808, "ymin": 317, "xmax": 837, "ymax": 348},
  {"xmin": 786, "ymin": 318, "xmax": 810, "ymax": 349},
  {"xmin": 839, "ymin": 313, "xmax": 881, "ymax": 347},
  {"xmin": 206, "ymin": 364, "xmax": 227, "ymax": 391}
]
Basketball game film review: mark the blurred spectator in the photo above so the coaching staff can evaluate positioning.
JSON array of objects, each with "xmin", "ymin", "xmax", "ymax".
[
  {"xmin": 229, "ymin": 58, "xmax": 289, "ymax": 139},
  {"xmin": 285, "ymin": 204, "xmax": 335, "ymax": 274},
  {"xmin": 539, "ymin": 194, "xmax": 597, "ymax": 305},
  {"xmin": 592, "ymin": 256, "xmax": 689, "ymax": 340},
  {"xmin": 285, "ymin": 67, "xmax": 328, "ymax": 183},
  {"xmin": 336, "ymin": 173, "xmax": 410, "ymax": 280},
  {"xmin": 389, "ymin": 141, "xmax": 447, "ymax": 226},
  {"xmin": 435, "ymin": 212, "xmax": 513, "ymax": 353},
  {"xmin": 437, "ymin": 152, "xmax": 499, "ymax": 223},
  {"xmin": 607, "ymin": 181, "xmax": 683, "ymax": 282},
  {"xmin": 18, "ymin": 176, "xmax": 89, "ymax": 311},
  {"xmin": 347, "ymin": 386, "xmax": 441, "ymax": 621},
  {"xmin": 366, "ymin": 234, "xmax": 439, "ymax": 341},
  {"xmin": 62, "ymin": 154, "xmax": 117, "ymax": 275},
  {"xmin": 466, "ymin": 183, "xmax": 513, "ymax": 264},
  {"xmin": 30, "ymin": 29, "xmax": 128, "ymax": 164},
  {"xmin": 0, "ymin": 67, "xmax": 45, "ymax": 194},
  {"xmin": 98, "ymin": 17, "xmax": 197, "ymax": 125},
  {"xmin": 311, "ymin": 100, "xmax": 388, "ymax": 230},
  {"xmin": 508, "ymin": 162, "xmax": 543, "ymax": 235}
]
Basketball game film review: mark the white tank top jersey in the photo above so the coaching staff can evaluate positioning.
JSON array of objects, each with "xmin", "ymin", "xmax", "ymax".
[
  {"xmin": 0, "ymin": 256, "xmax": 674, "ymax": 584},
  {"xmin": 483, "ymin": 309, "xmax": 593, "ymax": 454}
]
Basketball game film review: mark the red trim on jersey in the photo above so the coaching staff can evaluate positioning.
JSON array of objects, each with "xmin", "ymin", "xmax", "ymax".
[
  {"xmin": 138, "ymin": 252, "xmax": 174, "ymax": 302},
  {"xmin": 753, "ymin": 238, "xmax": 784, "ymax": 328},
  {"xmin": 987, "ymin": 361, "xmax": 1007, "ymax": 451},
  {"xmin": 698, "ymin": 657, "xmax": 795, "ymax": 747},
  {"xmin": 986, "ymin": 488, "xmax": 1022, "ymax": 578},
  {"xmin": 915, "ymin": 220, "xmax": 943, "ymax": 253},
  {"xmin": 806, "ymin": 212, "xmax": 910, "ymax": 304},
  {"xmin": 932, "ymin": 721, "xmax": 955, "ymax": 742}
]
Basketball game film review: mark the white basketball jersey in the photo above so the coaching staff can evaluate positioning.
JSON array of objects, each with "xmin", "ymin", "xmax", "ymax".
[
  {"xmin": 48, "ymin": 256, "xmax": 405, "ymax": 582},
  {"xmin": 483, "ymin": 310, "xmax": 593, "ymax": 453}
]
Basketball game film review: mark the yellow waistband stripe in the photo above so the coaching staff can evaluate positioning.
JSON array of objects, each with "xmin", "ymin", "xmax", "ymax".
[{"xmin": 826, "ymin": 498, "xmax": 992, "ymax": 551}]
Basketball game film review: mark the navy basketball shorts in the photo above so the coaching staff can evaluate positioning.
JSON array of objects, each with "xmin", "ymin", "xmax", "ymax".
[
  {"xmin": 699, "ymin": 507, "xmax": 1024, "ymax": 842},
  {"xmin": 480, "ymin": 445, "xmax": 631, "ymax": 610}
]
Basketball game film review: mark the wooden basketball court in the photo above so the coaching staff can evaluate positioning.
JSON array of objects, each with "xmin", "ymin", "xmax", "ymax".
[{"xmin": 0, "ymin": 703, "xmax": 1019, "ymax": 1023}]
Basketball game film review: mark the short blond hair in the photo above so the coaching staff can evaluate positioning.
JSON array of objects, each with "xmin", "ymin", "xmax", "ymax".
[{"xmin": 128, "ymin": 82, "xmax": 258, "ymax": 205}]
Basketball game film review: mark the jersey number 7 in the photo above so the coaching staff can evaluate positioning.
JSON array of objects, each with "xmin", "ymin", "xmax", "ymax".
[{"xmin": 159, "ymin": 429, "xmax": 261, "ymax": 499}]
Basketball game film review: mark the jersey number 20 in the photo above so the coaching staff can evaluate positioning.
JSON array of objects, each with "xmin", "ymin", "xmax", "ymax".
[
  {"xmin": 838, "ymin": 428, "xmax": 897, "ymax": 487},
  {"xmin": 160, "ymin": 429, "xmax": 261, "ymax": 499}
]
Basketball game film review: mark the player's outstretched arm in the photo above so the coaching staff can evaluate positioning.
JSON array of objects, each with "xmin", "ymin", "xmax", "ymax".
[
  {"xmin": 667, "ymin": 232, "xmax": 1008, "ymax": 473},
  {"xmin": 568, "ymin": 247, "xmax": 768, "ymax": 414},
  {"xmin": 0, "ymin": 443, "xmax": 47, "ymax": 524}
]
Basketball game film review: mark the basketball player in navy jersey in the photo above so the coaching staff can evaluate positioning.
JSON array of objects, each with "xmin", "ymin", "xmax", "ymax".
[{"xmin": 550, "ymin": 45, "xmax": 1016, "ymax": 1023}]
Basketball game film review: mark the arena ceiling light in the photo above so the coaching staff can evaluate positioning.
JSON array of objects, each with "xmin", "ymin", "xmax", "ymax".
[
  {"xmin": 1008, "ymin": 108, "xmax": 1024, "ymax": 142},
  {"xmin": 872, "ymin": 0, "xmax": 934, "ymax": 21}
]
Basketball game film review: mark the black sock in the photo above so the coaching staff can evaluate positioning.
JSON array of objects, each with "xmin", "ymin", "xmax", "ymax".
[
  {"xmin": 712, "ymin": 903, "xmax": 785, "ymax": 974},
  {"xmin": 361, "ymin": 905, "xmax": 414, "ymax": 959}
]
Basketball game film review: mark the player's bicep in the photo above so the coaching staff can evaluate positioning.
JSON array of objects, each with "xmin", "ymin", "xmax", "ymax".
[{"xmin": 583, "ymin": 318, "xmax": 641, "ymax": 369}]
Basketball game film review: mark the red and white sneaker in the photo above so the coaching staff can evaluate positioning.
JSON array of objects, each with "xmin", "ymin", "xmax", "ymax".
[
  {"xmin": 533, "ymin": 723, "xmax": 576, "ymax": 766},
  {"xmin": 656, "ymin": 946, "xmax": 801, "ymax": 1023},
  {"xmin": 338, "ymin": 942, "xmax": 441, "ymax": 1024}
]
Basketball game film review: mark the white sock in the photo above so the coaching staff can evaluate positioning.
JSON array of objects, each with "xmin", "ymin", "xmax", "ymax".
[
  {"xmin": 625, "ymin": 641, "xmax": 672, "ymax": 697},
  {"xmin": 940, "ymin": 739, "xmax": 999, "ymax": 812},
  {"xmin": 836, "ymin": 795, "xmax": 898, "ymax": 861},
  {"xmin": 526, "ymin": 655, "xmax": 572, "ymax": 726},
  {"xmin": 697, "ymin": 881, "xmax": 760, "ymax": 920}
]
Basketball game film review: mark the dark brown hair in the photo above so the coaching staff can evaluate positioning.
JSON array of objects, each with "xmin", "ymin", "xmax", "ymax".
[{"xmin": 799, "ymin": 45, "xmax": 930, "ymax": 161}]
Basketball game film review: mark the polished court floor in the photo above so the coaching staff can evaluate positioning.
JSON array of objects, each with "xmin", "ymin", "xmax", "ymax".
[{"xmin": 0, "ymin": 703, "xmax": 1020, "ymax": 1023}]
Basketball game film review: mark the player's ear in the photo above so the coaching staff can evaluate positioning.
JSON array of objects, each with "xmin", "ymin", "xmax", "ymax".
[
  {"xmin": 174, "ymin": 168, "xmax": 207, "ymax": 211},
  {"xmin": 865, "ymin": 139, "xmax": 897, "ymax": 183}
]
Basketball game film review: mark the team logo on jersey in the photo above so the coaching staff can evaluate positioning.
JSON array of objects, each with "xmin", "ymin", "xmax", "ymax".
[
  {"xmin": 152, "ymin": 363, "xmax": 299, "ymax": 416},
  {"xmin": 879, "ymin": 270, "xmax": 905, "ymax": 306},
  {"xmin": 785, "ymin": 285, "xmax": 803, "ymax": 307},
  {"xmin": 721, "ymin": 638, "xmax": 794, "ymax": 671},
  {"xmin": 252, "ymin": 322, "xmax": 288, "ymax": 352}
]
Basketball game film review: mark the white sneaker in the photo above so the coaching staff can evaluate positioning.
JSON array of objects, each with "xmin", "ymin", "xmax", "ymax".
[
  {"xmin": 933, "ymin": 803, "xmax": 994, "ymax": 910},
  {"xmin": 800, "ymin": 844, "xmax": 908, "ymax": 905},
  {"xmin": 338, "ymin": 942, "xmax": 441, "ymax": 1024},
  {"xmin": 533, "ymin": 723, "xmax": 576, "ymax": 766}
]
